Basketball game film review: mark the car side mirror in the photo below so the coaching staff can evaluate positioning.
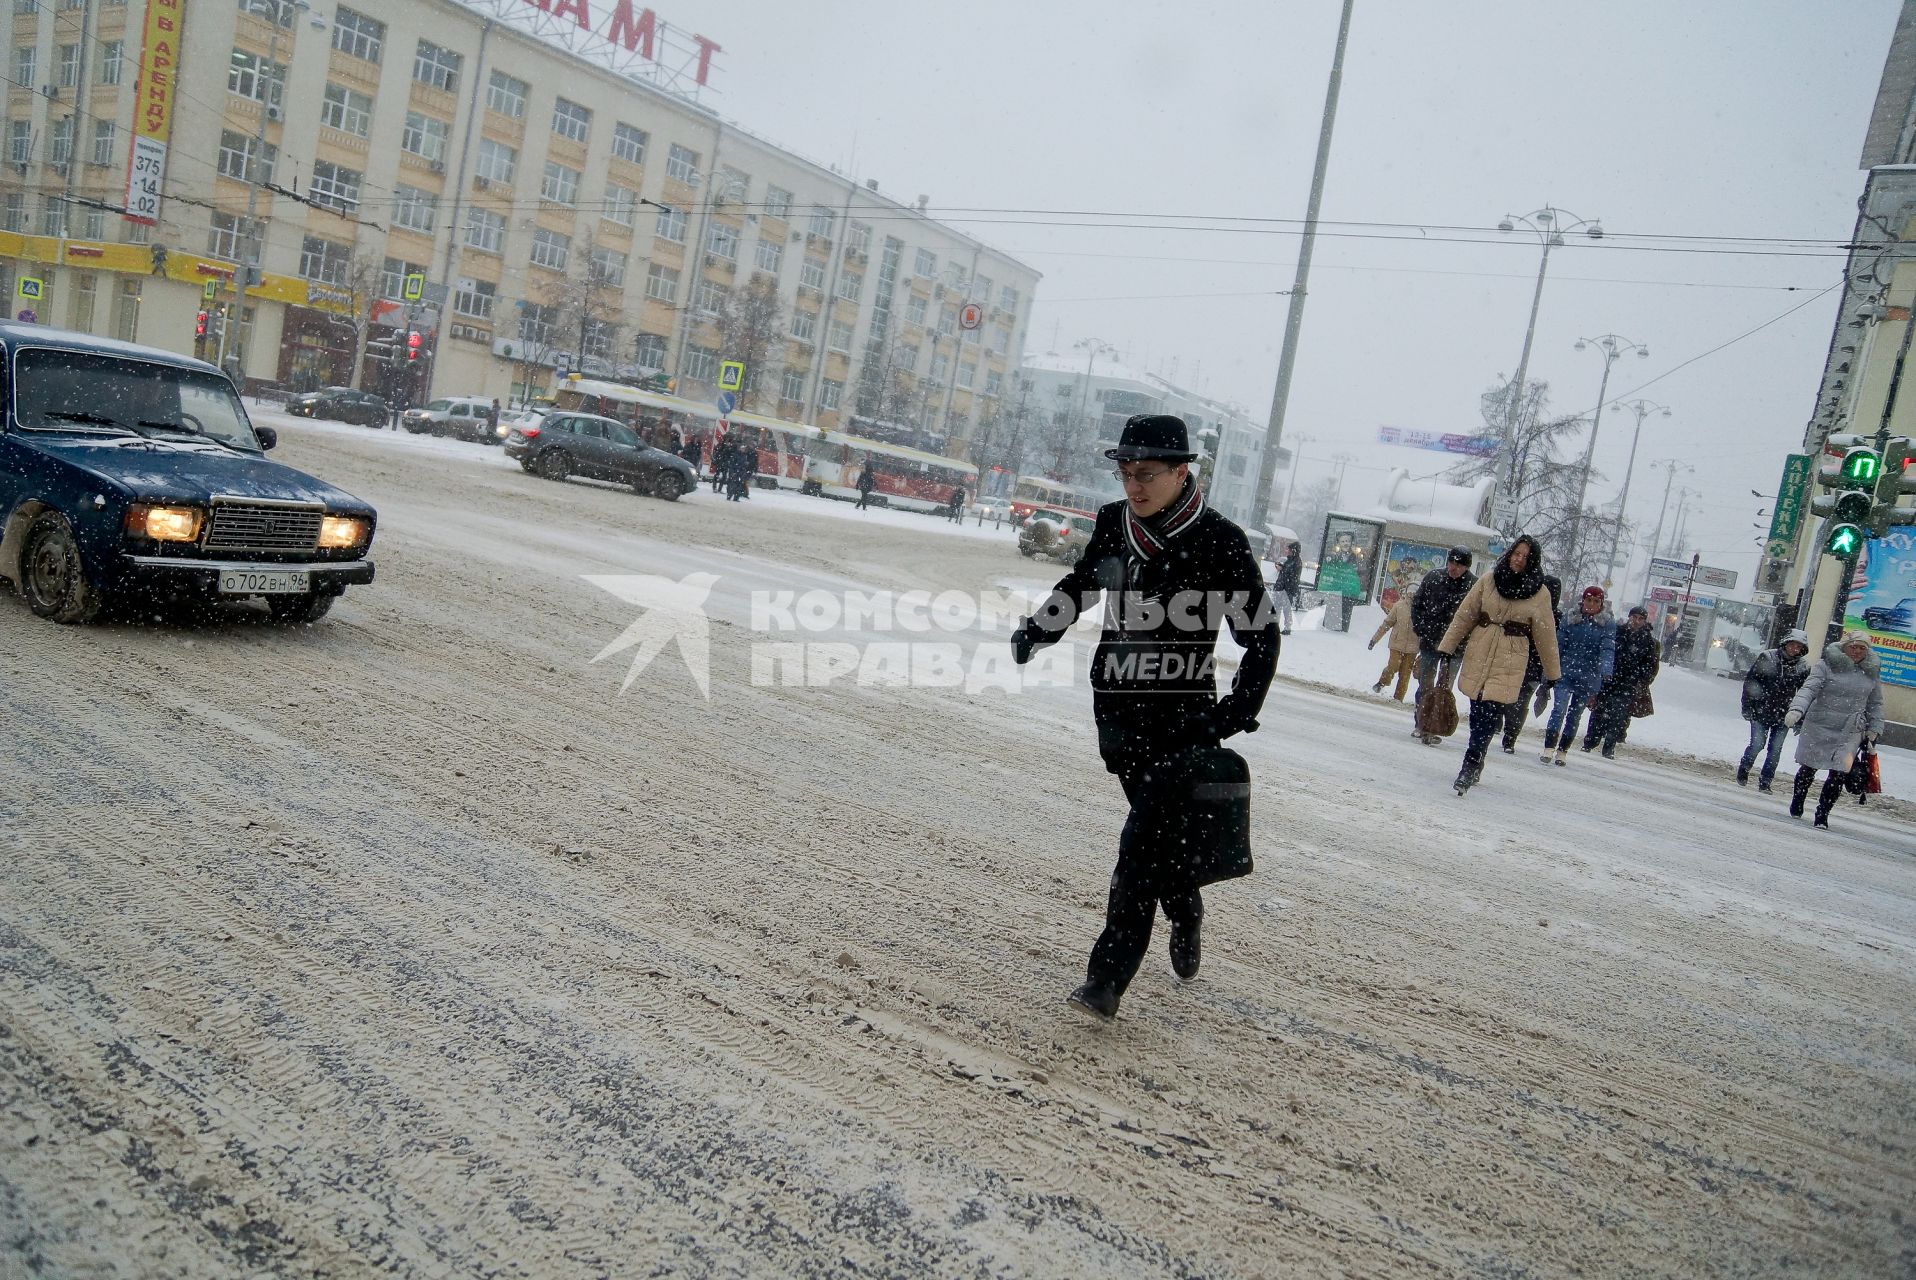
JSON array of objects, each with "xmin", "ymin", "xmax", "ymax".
[{"xmin": 255, "ymin": 425, "xmax": 277, "ymax": 451}]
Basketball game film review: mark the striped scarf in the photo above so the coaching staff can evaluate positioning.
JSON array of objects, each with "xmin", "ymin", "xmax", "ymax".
[{"xmin": 1122, "ymin": 475, "xmax": 1206, "ymax": 561}]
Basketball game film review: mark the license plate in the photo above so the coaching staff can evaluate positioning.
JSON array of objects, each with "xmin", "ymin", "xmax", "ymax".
[{"xmin": 218, "ymin": 569, "xmax": 310, "ymax": 595}]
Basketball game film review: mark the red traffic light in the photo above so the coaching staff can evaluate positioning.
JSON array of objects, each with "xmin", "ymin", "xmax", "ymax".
[
  {"xmin": 195, "ymin": 310, "xmax": 208, "ymax": 337},
  {"xmin": 406, "ymin": 330, "xmax": 422, "ymax": 361}
]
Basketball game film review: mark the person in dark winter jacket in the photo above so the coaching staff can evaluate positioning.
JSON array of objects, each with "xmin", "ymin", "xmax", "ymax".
[
  {"xmin": 726, "ymin": 433, "xmax": 756, "ymax": 501},
  {"xmin": 1540, "ymin": 586, "xmax": 1615, "ymax": 765},
  {"xmin": 1436, "ymin": 534, "xmax": 1561, "ymax": 794},
  {"xmin": 708, "ymin": 436, "xmax": 732, "ymax": 494},
  {"xmin": 1409, "ymin": 547, "xmax": 1476, "ymax": 744},
  {"xmin": 1785, "ymin": 633, "xmax": 1885, "ymax": 827},
  {"xmin": 1738, "ymin": 629, "xmax": 1811, "ymax": 791},
  {"xmin": 1274, "ymin": 543, "xmax": 1303, "ymax": 634},
  {"xmin": 1584, "ymin": 606, "xmax": 1659, "ymax": 756},
  {"xmin": 1500, "ymin": 573, "xmax": 1562, "ymax": 752},
  {"xmin": 1011, "ymin": 414, "xmax": 1279, "ymax": 1022},
  {"xmin": 855, "ymin": 460, "xmax": 877, "ymax": 510}
]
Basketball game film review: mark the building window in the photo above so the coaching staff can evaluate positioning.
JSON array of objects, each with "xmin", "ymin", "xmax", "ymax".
[
  {"xmin": 897, "ymin": 343, "xmax": 918, "ymax": 371},
  {"xmin": 778, "ymin": 368, "xmax": 803, "ymax": 402},
  {"xmin": 97, "ymin": 39, "xmax": 121, "ymax": 83},
  {"xmin": 611, "ymin": 122, "xmax": 647, "ymax": 166},
  {"xmin": 529, "ymin": 228, "xmax": 570, "ymax": 271},
  {"xmin": 331, "ymin": 7, "xmax": 384, "ymax": 62},
  {"xmin": 665, "ymin": 142, "xmax": 698, "ymax": 183},
  {"xmin": 320, "ymin": 82, "xmax": 373, "ymax": 136},
  {"xmin": 392, "ymin": 184, "xmax": 437, "ymax": 233},
  {"xmin": 551, "ymin": 97, "xmax": 590, "ymax": 143},
  {"xmin": 452, "ymin": 277, "xmax": 495, "ymax": 320},
  {"xmin": 848, "ymin": 222, "xmax": 871, "ymax": 254},
  {"xmin": 299, "ymin": 235, "xmax": 351, "ymax": 285},
  {"xmin": 3, "ymin": 191, "xmax": 27, "ymax": 232},
  {"xmin": 984, "ymin": 370, "xmax": 1002, "ymax": 398},
  {"xmin": 6, "ymin": 121, "xmax": 27, "ymax": 167},
  {"xmin": 644, "ymin": 262, "xmax": 678, "ymax": 303},
  {"xmin": 516, "ymin": 301, "xmax": 555, "ymax": 346},
  {"xmin": 654, "ymin": 205, "xmax": 686, "ymax": 242},
  {"xmin": 227, "ymin": 48, "xmax": 285, "ymax": 106},
  {"xmin": 90, "ymin": 120, "xmax": 113, "ymax": 167},
  {"xmin": 763, "ymin": 186, "xmax": 792, "ymax": 219},
  {"xmin": 691, "ymin": 278, "xmax": 724, "ymax": 314},
  {"xmin": 476, "ymin": 138, "xmax": 516, "ymax": 184},
  {"xmin": 581, "ymin": 319, "xmax": 612, "ymax": 361},
  {"xmin": 915, "ymin": 248, "xmax": 937, "ymax": 277},
  {"xmin": 39, "ymin": 195, "xmax": 66, "ymax": 238},
  {"xmin": 799, "ymin": 258, "xmax": 825, "ymax": 291},
  {"xmin": 938, "ymin": 305, "xmax": 955, "ymax": 336},
  {"xmin": 634, "ymin": 332, "xmax": 667, "ymax": 369},
  {"xmin": 819, "ymin": 378, "xmax": 842, "ymax": 411},
  {"xmin": 57, "ymin": 42, "xmax": 79, "ymax": 87},
  {"xmin": 906, "ymin": 294, "xmax": 927, "ymax": 326},
  {"xmin": 413, "ymin": 41, "xmax": 460, "ymax": 92},
  {"xmin": 827, "ymin": 320, "xmax": 853, "ymax": 353},
  {"xmin": 309, "ymin": 161, "xmax": 362, "ymax": 215},
  {"xmin": 604, "ymin": 184, "xmax": 636, "ymax": 227},
  {"xmin": 999, "ymin": 284, "xmax": 1019, "ymax": 312},
  {"xmin": 486, "ymin": 69, "xmax": 527, "ymax": 118},
  {"xmin": 48, "ymin": 117, "xmax": 72, "ymax": 165},
  {"xmin": 379, "ymin": 256, "xmax": 426, "ymax": 299},
  {"xmin": 754, "ymin": 238, "xmax": 782, "ymax": 273},
  {"xmin": 682, "ymin": 345, "xmax": 718, "ymax": 383},
  {"xmin": 958, "ymin": 362, "xmax": 975, "ymax": 390},
  {"xmin": 975, "ymin": 274, "xmax": 993, "ymax": 302},
  {"xmin": 836, "ymin": 271, "xmax": 862, "ymax": 302},
  {"xmin": 808, "ymin": 206, "xmax": 834, "ymax": 239},
  {"xmin": 589, "ymin": 247, "xmax": 626, "ymax": 288},
  {"xmin": 245, "ymin": 0, "xmax": 298, "ymax": 27},
  {"xmin": 113, "ymin": 279, "xmax": 140, "ymax": 342},
  {"xmin": 216, "ymin": 131, "xmax": 276, "ymax": 184},
  {"xmin": 790, "ymin": 309, "xmax": 816, "ymax": 342},
  {"xmin": 401, "ymin": 112, "xmax": 448, "ymax": 164},
  {"xmin": 464, "ymin": 207, "xmax": 504, "ymax": 253},
  {"xmin": 540, "ymin": 160, "xmax": 579, "ymax": 205},
  {"xmin": 930, "ymin": 352, "xmax": 949, "ymax": 385},
  {"xmin": 705, "ymin": 222, "xmax": 738, "ymax": 262},
  {"xmin": 11, "ymin": 46, "xmax": 33, "ymax": 88}
]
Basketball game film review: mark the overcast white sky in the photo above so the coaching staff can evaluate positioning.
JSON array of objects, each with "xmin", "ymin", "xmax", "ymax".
[{"xmin": 673, "ymin": 0, "xmax": 1897, "ymax": 591}]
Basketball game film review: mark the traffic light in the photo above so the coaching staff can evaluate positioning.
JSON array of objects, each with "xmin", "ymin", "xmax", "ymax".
[
  {"xmin": 194, "ymin": 310, "xmax": 208, "ymax": 338},
  {"xmin": 406, "ymin": 330, "xmax": 422, "ymax": 362},
  {"xmin": 1827, "ymin": 522, "xmax": 1865, "ymax": 557}
]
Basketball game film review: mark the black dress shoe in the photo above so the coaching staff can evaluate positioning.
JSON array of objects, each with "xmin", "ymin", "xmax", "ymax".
[
  {"xmin": 1169, "ymin": 919, "xmax": 1201, "ymax": 980},
  {"xmin": 1066, "ymin": 983, "xmax": 1120, "ymax": 1020}
]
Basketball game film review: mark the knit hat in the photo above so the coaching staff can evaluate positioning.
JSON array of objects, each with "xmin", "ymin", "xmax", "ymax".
[
  {"xmin": 1839, "ymin": 630, "xmax": 1873, "ymax": 649},
  {"xmin": 1581, "ymin": 586, "xmax": 1605, "ymax": 604},
  {"xmin": 1447, "ymin": 546, "xmax": 1472, "ymax": 566},
  {"xmin": 1628, "ymin": 605, "xmax": 1649, "ymax": 618}
]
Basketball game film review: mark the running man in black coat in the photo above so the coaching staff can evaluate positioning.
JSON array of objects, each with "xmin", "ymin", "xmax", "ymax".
[{"xmin": 1011, "ymin": 414, "xmax": 1279, "ymax": 1021}]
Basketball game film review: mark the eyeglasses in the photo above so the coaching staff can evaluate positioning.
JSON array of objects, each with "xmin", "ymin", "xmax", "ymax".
[{"xmin": 1113, "ymin": 465, "xmax": 1172, "ymax": 486}]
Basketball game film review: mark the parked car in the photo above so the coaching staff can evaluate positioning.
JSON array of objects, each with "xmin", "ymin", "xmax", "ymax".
[
  {"xmin": 505, "ymin": 411, "xmax": 696, "ymax": 499},
  {"xmin": 1017, "ymin": 509, "xmax": 1093, "ymax": 563},
  {"xmin": 0, "ymin": 322, "xmax": 376, "ymax": 624},
  {"xmin": 1862, "ymin": 597, "xmax": 1916, "ymax": 635},
  {"xmin": 401, "ymin": 396, "xmax": 496, "ymax": 443},
  {"xmin": 494, "ymin": 407, "xmax": 544, "ymax": 444},
  {"xmin": 284, "ymin": 385, "xmax": 390, "ymax": 426},
  {"xmin": 972, "ymin": 498, "xmax": 1011, "ymax": 522}
]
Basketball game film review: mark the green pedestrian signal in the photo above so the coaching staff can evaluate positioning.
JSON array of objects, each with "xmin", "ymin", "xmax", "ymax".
[{"xmin": 1827, "ymin": 523, "xmax": 1864, "ymax": 557}]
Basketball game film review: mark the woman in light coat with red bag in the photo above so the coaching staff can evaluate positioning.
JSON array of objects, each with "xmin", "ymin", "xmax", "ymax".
[
  {"xmin": 1785, "ymin": 632, "xmax": 1885, "ymax": 828},
  {"xmin": 1436, "ymin": 534, "xmax": 1562, "ymax": 795}
]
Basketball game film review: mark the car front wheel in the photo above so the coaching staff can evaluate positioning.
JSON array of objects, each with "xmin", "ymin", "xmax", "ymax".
[{"xmin": 20, "ymin": 511, "xmax": 103, "ymax": 623}]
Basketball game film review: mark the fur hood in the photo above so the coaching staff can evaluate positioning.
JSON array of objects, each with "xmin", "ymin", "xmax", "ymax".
[{"xmin": 1822, "ymin": 641, "xmax": 1881, "ymax": 679}]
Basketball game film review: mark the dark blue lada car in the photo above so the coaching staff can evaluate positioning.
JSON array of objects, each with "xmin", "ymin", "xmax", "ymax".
[{"xmin": 0, "ymin": 322, "xmax": 376, "ymax": 623}]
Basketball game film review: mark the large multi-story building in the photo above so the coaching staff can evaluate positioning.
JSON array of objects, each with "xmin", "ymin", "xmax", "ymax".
[
  {"xmin": 0, "ymin": 0, "xmax": 1039, "ymax": 452},
  {"xmin": 1015, "ymin": 350, "xmax": 1269, "ymax": 527}
]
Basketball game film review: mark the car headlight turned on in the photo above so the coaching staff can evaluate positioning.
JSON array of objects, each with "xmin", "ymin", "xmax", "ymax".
[
  {"xmin": 124, "ymin": 503, "xmax": 204, "ymax": 542},
  {"xmin": 318, "ymin": 515, "xmax": 371, "ymax": 549}
]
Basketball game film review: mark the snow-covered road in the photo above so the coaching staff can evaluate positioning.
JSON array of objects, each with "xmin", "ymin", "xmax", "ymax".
[{"xmin": 2, "ymin": 415, "xmax": 1912, "ymax": 1277}]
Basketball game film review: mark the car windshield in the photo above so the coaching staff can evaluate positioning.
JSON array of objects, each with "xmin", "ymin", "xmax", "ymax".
[{"xmin": 12, "ymin": 347, "xmax": 260, "ymax": 449}]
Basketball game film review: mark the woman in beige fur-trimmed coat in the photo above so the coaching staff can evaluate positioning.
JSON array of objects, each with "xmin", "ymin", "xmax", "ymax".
[{"xmin": 1437, "ymin": 534, "xmax": 1561, "ymax": 794}]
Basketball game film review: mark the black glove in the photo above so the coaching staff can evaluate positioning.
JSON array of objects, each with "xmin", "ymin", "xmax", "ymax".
[{"xmin": 1010, "ymin": 623, "xmax": 1036, "ymax": 666}]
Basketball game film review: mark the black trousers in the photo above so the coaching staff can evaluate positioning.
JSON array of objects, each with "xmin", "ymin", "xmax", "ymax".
[
  {"xmin": 1500, "ymin": 676, "xmax": 1542, "ymax": 747},
  {"xmin": 1462, "ymin": 698, "xmax": 1510, "ymax": 769},
  {"xmin": 1085, "ymin": 771, "xmax": 1202, "ymax": 997}
]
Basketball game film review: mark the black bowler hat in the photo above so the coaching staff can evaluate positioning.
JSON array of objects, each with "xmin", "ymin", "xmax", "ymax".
[{"xmin": 1105, "ymin": 414, "xmax": 1196, "ymax": 462}]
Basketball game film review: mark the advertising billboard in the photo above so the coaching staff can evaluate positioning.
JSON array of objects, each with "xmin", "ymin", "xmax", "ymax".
[
  {"xmin": 1317, "ymin": 514, "xmax": 1385, "ymax": 603},
  {"xmin": 1376, "ymin": 538, "xmax": 1450, "ymax": 612},
  {"xmin": 124, "ymin": 0, "xmax": 185, "ymax": 226},
  {"xmin": 1840, "ymin": 528, "xmax": 1916, "ymax": 688}
]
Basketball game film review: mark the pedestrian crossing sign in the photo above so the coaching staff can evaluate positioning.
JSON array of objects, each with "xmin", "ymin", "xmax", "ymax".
[
  {"xmin": 402, "ymin": 273, "xmax": 425, "ymax": 302},
  {"xmin": 15, "ymin": 276, "xmax": 41, "ymax": 301},
  {"xmin": 718, "ymin": 360, "xmax": 744, "ymax": 392}
]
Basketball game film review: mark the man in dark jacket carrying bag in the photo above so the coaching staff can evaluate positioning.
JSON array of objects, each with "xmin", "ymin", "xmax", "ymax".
[
  {"xmin": 1409, "ymin": 547, "xmax": 1476, "ymax": 744},
  {"xmin": 1738, "ymin": 628, "xmax": 1810, "ymax": 790},
  {"xmin": 1011, "ymin": 414, "xmax": 1279, "ymax": 1021}
]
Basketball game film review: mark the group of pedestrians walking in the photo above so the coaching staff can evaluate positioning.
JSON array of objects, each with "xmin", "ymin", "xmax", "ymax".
[
  {"xmin": 1738, "ymin": 628, "xmax": 1884, "ymax": 828},
  {"xmin": 704, "ymin": 433, "xmax": 757, "ymax": 501}
]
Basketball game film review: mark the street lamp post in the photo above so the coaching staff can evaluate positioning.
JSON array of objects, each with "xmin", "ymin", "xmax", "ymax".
[
  {"xmin": 1493, "ymin": 206, "xmax": 1604, "ymax": 528},
  {"xmin": 1565, "ymin": 333, "xmax": 1649, "ymax": 579},
  {"xmin": 1603, "ymin": 397, "xmax": 1670, "ymax": 587},
  {"xmin": 1073, "ymin": 337, "xmax": 1116, "ymax": 468},
  {"xmin": 1281, "ymin": 432, "xmax": 1314, "ymax": 521},
  {"xmin": 1639, "ymin": 458, "xmax": 1692, "ymax": 600}
]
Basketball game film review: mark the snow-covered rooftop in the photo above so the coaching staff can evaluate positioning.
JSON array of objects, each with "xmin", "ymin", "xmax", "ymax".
[{"xmin": 1359, "ymin": 468, "xmax": 1496, "ymax": 537}]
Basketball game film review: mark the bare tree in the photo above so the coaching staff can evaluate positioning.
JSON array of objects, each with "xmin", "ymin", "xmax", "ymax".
[
  {"xmin": 854, "ymin": 336, "xmax": 919, "ymax": 425},
  {"xmin": 539, "ymin": 231, "xmax": 626, "ymax": 371},
  {"xmin": 1447, "ymin": 377, "xmax": 1592, "ymax": 562},
  {"xmin": 1283, "ymin": 475, "xmax": 1342, "ymax": 558},
  {"xmin": 711, "ymin": 275, "xmax": 787, "ymax": 412}
]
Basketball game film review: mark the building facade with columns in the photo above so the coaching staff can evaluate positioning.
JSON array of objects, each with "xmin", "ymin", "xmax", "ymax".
[{"xmin": 0, "ymin": 0, "xmax": 1038, "ymax": 453}]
